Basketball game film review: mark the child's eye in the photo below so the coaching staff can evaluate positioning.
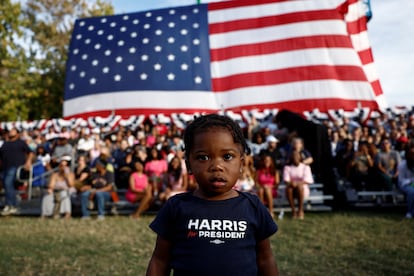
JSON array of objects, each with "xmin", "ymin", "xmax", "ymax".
[
  {"xmin": 223, "ymin": 153, "xmax": 234, "ymax": 161},
  {"xmin": 196, "ymin": 155, "xmax": 209, "ymax": 161}
]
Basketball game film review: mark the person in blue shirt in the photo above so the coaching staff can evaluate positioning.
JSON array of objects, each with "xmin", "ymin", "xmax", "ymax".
[{"xmin": 147, "ymin": 114, "xmax": 279, "ymax": 275}]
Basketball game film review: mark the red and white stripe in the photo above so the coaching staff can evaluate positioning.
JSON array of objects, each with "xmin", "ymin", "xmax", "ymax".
[{"xmin": 207, "ymin": 0, "xmax": 385, "ymax": 114}]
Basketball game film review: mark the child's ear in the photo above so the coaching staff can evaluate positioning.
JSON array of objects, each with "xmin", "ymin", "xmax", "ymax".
[{"xmin": 185, "ymin": 159, "xmax": 192, "ymax": 174}]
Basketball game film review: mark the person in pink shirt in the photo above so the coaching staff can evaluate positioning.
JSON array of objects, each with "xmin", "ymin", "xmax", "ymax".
[
  {"xmin": 126, "ymin": 160, "xmax": 153, "ymax": 219},
  {"xmin": 256, "ymin": 154, "xmax": 280, "ymax": 217},
  {"xmin": 283, "ymin": 151, "xmax": 314, "ymax": 220},
  {"xmin": 145, "ymin": 147, "xmax": 168, "ymax": 197}
]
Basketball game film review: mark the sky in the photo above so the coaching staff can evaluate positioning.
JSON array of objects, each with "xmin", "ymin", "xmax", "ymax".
[{"xmin": 110, "ymin": 0, "xmax": 414, "ymax": 109}]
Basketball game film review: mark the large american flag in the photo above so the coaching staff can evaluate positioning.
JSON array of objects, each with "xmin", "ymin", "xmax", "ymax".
[{"xmin": 63, "ymin": 0, "xmax": 386, "ymax": 119}]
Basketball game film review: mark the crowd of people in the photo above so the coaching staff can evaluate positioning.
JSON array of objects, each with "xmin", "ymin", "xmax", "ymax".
[{"xmin": 0, "ymin": 108, "xmax": 414, "ymax": 219}]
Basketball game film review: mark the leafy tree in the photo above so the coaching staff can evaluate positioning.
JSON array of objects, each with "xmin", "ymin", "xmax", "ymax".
[
  {"xmin": 0, "ymin": 0, "xmax": 33, "ymax": 121},
  {"xmin": 0, "ymin": 0, "xmax": 114, "ymax": 121}
]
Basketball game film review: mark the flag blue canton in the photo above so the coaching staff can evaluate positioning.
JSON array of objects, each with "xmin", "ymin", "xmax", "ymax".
[{"xmin": 65, "ymin": 4, "xmax": 212, "ymax": 101}]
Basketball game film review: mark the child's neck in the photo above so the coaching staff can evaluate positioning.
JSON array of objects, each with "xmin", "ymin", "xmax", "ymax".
[{"xmin": 193, "ymin": 188, "xmax": 239, "ymax": 201}]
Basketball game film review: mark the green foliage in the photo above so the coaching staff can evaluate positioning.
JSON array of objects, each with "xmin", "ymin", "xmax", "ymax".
[
  {"xmin": 0, "ymin": 211, "xmax": 412, "ymax": 275},
  {"xmin": 0, "ymin": 0, "xmax": 114, "ymax": 121}
]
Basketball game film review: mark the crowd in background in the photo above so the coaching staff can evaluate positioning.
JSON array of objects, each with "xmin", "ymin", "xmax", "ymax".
[{"xmin": 1, "ymin": 108, "xmax": 414, "ymax": 219}]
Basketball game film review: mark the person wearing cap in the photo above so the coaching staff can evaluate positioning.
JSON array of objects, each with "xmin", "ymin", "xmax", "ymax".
[
  {"xmin": 79, "ymin": 158, "xmax": 114, "ymax": 220},
  {"xmin": 259, "ymin": 135, "xmax": 285, "ymax": 174}
]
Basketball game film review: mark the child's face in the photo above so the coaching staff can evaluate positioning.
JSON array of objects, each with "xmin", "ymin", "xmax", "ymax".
[{"xmin": 187, "ymin": 128, "xmax": 243, "ymax": 199}]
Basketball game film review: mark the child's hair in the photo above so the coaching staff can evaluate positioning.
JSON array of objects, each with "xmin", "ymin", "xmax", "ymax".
[{"xmin": 183, "ymin": 114, "xmax": 250, "ymax": 159}]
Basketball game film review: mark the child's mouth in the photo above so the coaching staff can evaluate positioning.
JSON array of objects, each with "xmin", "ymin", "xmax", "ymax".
[{"xmin": 210, "ymin": 177, "xmax": 226, "ymax": 187}]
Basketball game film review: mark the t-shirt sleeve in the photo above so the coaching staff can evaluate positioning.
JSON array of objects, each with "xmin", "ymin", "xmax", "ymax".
[
  {"xmin": 149, "ymin": 198, "xmax": 175, "ymax": 240},
  {"xmin": 243, "ymin": 193, "xmax": 278, "ymax": 241},
  {"xmin": 257, "ymin": 202, "xmax": 278, "ymax": 241}
]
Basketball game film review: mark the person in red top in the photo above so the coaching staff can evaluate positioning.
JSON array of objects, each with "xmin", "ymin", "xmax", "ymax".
[{"xmin": 256, "ymin": 154, "xmax": 280, "ymax": 217}]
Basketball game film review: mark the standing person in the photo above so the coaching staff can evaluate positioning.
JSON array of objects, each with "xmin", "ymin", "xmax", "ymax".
[
  {"xmin": 283, "ymin": 151, "xmax": 314, "ymax": 220},
  {"xmin": 147, "ymin": 114, "xmax": 278, "ymax": 276},
  {"xmin": 0, "ymin": 128, "xmax": 34, "ymax": 216},
  {"xmin": 397, "ymin": 143, "xmax": 414, "ymax": 219}
]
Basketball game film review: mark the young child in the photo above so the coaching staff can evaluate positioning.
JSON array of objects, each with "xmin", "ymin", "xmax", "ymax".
[{"xmin": 147, "ymin": 114, "xmax": 279, "ymax": 275}]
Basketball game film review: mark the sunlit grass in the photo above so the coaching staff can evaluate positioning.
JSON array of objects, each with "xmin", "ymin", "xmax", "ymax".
[{"xmin": 0, "ymin": 211, "xmax": 412, "ymax": 275}]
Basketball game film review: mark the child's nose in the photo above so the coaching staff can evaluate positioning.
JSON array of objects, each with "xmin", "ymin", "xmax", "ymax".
[{"xmin": 210, "ymin": 159, "xmax": 224, "ymax": 171}]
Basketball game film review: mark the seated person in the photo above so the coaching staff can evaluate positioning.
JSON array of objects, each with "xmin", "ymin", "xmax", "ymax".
[
  {"xmin": 74, "ymin": 154, "xmax": 91, "ymax": 192},
  {"xmin": 288, "ymin": 137, "xmax": 313, "ymax": 166},
  {"xmin": 159, "ymin": 156, "xmax": 188, "ymax": 202},
  {"xmin": 256, "ymin": 154, "xmax": 280, "ymax": 217},
  {"xmin": 40, "ymin": 156, "xmax": 75, "ymax": 219},
  {"xmin": 349, "ymin": 142, "xmax": 374, "ymax": 191},
  {"xmin": 126, "ymin": 160, "xmax": 153, "ymax": 219},
  {"xmin": 377, "ymin": 138, "xmax": 401, "ymax": 191},
  {"xmin": 80, "ymin": 159, "xmax": 114, "ymax": 220},
  {"xmin": 50, "ymin": 136, "xmax": 73, "ymax": 168},
  {"xmin": 234, "ymin": 155, "xmax": 256, "ymax": 193},
  {"xmin": 283, "ymin": 151, "xmax": 314, "ymax": 220}
]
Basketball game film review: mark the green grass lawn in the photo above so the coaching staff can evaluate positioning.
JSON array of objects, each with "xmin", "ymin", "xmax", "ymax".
[{"xmin": 0, "ymin": 211, "xmax": 412, "ymax": 275}]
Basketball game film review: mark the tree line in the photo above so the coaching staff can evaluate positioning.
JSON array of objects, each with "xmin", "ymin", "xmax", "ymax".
[{"xmin": 0, "ymin": 0, "xmax": 114, "ymax": 121}]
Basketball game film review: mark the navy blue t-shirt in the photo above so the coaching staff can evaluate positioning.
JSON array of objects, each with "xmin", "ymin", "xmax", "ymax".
[
  {"xmin": 0, "ymin": 139, "xmax": 32, "ymax": 169},
  {"xmin": 149, "ymin": 192, "xmax": 278, "ymax": 276}
]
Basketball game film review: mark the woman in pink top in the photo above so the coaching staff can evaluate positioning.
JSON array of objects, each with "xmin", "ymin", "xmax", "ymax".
[
  {"xmin": 256, "ymin": 154, "xmax": 280, "ymax": 217},
  {"xmin": 145, "ymin": 147, "xmax": 168, "ymax": 197},
  {"xmin": 283, "ymin": 151, "xmax": 314, "ymax": 220},
  {"xmin": 126, "ymin": 160, "xmax": 153, "ymax": 219}
]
